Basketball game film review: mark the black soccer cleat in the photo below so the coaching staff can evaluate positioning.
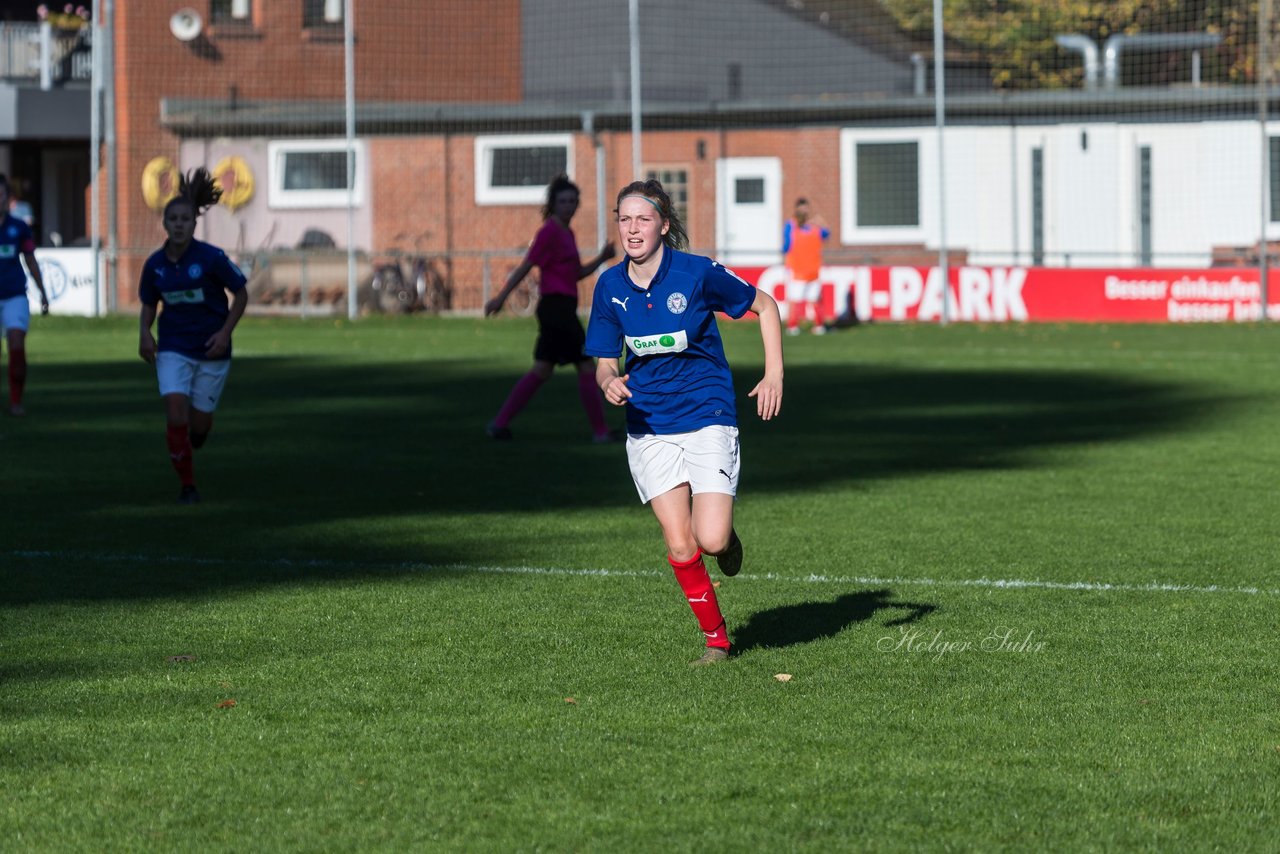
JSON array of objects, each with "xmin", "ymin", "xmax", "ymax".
[
  {"xmin": 177, "ymin": 484, "xmax": 201, "ymax": 505},
  {"xmin": 486, "ymin": 422, "xmax": 513, "ymax": 441},
  {"xmin": 715, "ymin": 529, "xmax": 743, "ymax": 577}
]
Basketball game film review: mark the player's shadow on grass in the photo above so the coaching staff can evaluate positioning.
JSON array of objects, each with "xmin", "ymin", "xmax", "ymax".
[{"xmin": 733, "ymin": 589, "xmax": 935, "ymax": 653}]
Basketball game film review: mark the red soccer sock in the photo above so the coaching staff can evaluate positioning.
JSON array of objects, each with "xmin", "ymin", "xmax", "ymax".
[
  {"xmin": 492, "ymin": 370, "xmax": 546, "ymax": 429},
  {"xmin": 669, "ymin": 550, "xmax": 731, "ymax": 649},
  {"xmin": 786, "ymin": 304, "xmax": 800, "ymax": 331},
  {"xmin": 577, "ymin": 370, "xmax": 609, "ymax": 438},
  {"xmin": 166, "ymin": 424, "xmax": 196, "ymax": 487},
  {"xmin": 8, "ymin": 348, "xmax": 26, "ymax": 406}
]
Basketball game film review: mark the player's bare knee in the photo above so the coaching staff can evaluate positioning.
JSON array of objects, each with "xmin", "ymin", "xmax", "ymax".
[
  {"xmin": 699, "ymin": 532, "xmax": 732, "ymax": 556},
  {"xmin": 667, "ymin": 547, "xmax": 700, "ymax": 565}
]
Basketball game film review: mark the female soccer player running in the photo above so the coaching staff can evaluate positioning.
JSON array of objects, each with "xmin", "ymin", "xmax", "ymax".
[
  {"xmin": 484, "ymin": 174, "xmax": 618, "ymax": 442},
  {"xmin": 0, "ymin": 175, "xmax": 49, "ymax": 416},
  {"xmin": 138, "ymin": 168, "xmax": 248, "ymax": 504},
  {"xmin": 586, "ymin": 179, "xmax": 784, "ymax": 666}
]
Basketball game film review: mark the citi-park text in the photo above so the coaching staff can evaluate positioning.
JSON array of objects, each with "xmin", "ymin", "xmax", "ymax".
[{"xmin": 734, "ymin": 264, "xmax": 1280, "ymax": 323}]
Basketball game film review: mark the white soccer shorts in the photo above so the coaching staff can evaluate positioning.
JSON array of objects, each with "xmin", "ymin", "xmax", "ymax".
[
  {"xmin": 0, "ymin": 295, "xmax": 30, "ymax": 332},
  {"xmin": 791, "ymin": 278, "xmax": 822, "ymax": 304},
  {"xmin": 626, "ymin": 424, "xmax": 740, "ymax": 504},
  {"xmin": 156, "ymin": 351, "xmax": 232, "ymax": 413}
]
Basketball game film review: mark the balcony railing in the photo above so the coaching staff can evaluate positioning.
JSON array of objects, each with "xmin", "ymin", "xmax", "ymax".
[{"xmin": 0, "ymin": 22, "xmax": 90, "ymax": 84}]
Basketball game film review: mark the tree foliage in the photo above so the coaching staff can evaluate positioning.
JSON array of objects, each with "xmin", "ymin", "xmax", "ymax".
[{"xmin": 879, "ymin": 0, "xmax": 1264, "ymax": 90}]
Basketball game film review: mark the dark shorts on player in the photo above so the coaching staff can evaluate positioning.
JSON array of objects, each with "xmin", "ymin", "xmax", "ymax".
[{"xmin": 534, "ymin": 293, "xmax": 588, "ymax": 366}]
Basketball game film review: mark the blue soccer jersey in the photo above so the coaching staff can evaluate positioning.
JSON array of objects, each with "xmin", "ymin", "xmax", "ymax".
[
  {"xmin": 0, "ymin": 214, "xmax": 36, "ymax": 299},
  {"xmin": 585, "ymin": 248, "xmax": 757, "ymax": 435},
  {"xmin": 139, "ymin": 239, "xmax": 247, "ymax": 361}
]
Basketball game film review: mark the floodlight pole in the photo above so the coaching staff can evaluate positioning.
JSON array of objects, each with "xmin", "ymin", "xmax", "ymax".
[{"xmin": 932, "ymin": 0, "xmax": 949, "ymax": 326}]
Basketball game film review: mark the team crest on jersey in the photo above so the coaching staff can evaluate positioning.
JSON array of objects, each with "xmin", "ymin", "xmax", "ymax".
[
  {"xmin": 666, "ymin": 292, "xmax": 688, "ymax": 314},
  {"xmin": 188, "ymin": 263, "xmax": 203, "ymax": 280}
]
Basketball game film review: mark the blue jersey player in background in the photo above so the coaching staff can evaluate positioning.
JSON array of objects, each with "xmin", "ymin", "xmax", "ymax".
[
  {"xmin": 0, "ymin": 175, "xmax": 49, "ymax": 416},
  {"xmin": 138, "ymin": 168, "xmax": 248, "ymax": 504},
  {"xmin": 586, "ymin": 179, "xmax": 784, "ymax": 666}
]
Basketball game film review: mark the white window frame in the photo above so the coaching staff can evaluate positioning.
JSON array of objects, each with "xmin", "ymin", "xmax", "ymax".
[
  {"xmin": 302, "ymin": 0, "xmax": 343, "ymax": 26},
  {"xmin": 474, "ymin": 134, "xmax": 574, "ymax": 206},
  {"xmin": 839, "ymin": 128, "xmax": 929, "ymax": 245},
  {"xmin": 210, "ymin": 0, "xmax": 252, "ymax": 22},
  {"xmin": 267, "ymin": 139, "xmax": 366, "ymax": 210}
]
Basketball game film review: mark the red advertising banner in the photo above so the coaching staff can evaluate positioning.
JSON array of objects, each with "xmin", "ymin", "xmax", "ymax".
[{"xmin": 732, "ymin": 264, "xmax": 1280, "ymax": 323}]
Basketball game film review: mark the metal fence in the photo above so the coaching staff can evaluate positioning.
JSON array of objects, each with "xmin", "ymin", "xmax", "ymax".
[{"xmin": 66, "ymin": 1, "xmax": 1280, "ymax": 317}]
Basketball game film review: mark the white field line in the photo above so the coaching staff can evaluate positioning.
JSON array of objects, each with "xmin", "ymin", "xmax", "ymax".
[
  {"xmin": 9, "ymin": 549, "xmax": 1279, "ymax": 598},
  {"xmin": 852, "ymin": 344, "xmax": 1280, "ymax": 366}
]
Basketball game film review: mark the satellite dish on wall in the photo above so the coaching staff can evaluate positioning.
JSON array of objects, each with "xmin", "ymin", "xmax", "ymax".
[{"xmin": 170, "ymin": 9, "xmax": 203, "ymax": 42}]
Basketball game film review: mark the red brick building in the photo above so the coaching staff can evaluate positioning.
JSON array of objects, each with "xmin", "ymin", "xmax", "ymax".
[
  {"xmin": 108, "ymin": 1, "xmax": 990, "ymax": 314},
  {"xmin": 110, "ymin": 0, "xmax": 523, "ymax": 308}
]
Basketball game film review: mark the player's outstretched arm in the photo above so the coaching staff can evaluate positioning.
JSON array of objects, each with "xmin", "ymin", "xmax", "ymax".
[
  {"xmin": 139, "ymin": 303, "xmax": 159, "ymax": 364},
  {"xmin": 205, "ymin": 287, "xmax": 248, "ymax": 358},
  {"xmin": 23, "ymin": 251, "xmax": 48, "ymax": 314},
  {"xmin": 578, "ymin": 242, "xmax": 617, "ymax": 280},
  {"xmin": 747, "ymin": 288, "xmax": 784, "ymax": 421},
  {"xmin": 486, "ymin": 259, "xmax": 533, "ymax": 317}
]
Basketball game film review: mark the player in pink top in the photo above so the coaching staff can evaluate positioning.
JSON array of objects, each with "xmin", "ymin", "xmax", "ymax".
[{"xmin": 484, "ymin": 175, "xmax": 618, "ymax": 442}]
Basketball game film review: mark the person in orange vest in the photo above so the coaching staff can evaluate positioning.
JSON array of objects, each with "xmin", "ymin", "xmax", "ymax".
[{"xmin": 782, "ymin": 198, "xmax": 830, "ymax": 335}]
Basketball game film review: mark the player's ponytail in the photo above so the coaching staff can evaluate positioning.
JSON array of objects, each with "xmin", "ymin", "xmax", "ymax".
[
  {"xmin": 163, "ymin": 167, "xmax": 223, "ymax": 219},
  {"xmin": 615, "ymin": 179, "xmax": 688, "ymax": 251}
]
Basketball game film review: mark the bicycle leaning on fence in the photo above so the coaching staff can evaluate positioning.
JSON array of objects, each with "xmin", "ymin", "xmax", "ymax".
[
  {"xmin": 369, "ymin": 232, "xmax": 450, "ymax": 314},
  {"xmin": 500, "ymin": 265, "xmax": 538, "ymax": 317}
]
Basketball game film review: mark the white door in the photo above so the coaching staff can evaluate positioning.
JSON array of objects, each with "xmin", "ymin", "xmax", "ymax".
[{"xmin": 716, "ymin": 157, "xmax": 782, "ymax": 267}]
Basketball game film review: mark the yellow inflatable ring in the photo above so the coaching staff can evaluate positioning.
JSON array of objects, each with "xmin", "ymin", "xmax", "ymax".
[
  {"xmin": 141, "ymin": 156, "xmax": 180, "ymax": 212},
  {"xmin": 213, "ymin": 155, "xmax": 255, "ymax": 211}
]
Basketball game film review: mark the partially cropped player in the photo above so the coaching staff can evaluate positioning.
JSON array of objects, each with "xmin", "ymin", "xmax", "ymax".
[
  {"xmin": 0, "ymin": 175, "xmax": 49, "ymax": 416},
  {"xmin": 138, "ymin": 168, "xmax": 248, "ymax": 504},
  {"xmin": 484, "ymin": 174, "xmax": 618, "ymax": 442},
  {"xmin": 586, "ymin": 179, "xmax": 784, "ymax": 666}
]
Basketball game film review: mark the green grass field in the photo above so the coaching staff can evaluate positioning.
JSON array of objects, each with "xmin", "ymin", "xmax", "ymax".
[{"xmin": 3, "ymin": 315, "xmax": 1279, "ymax": 851}]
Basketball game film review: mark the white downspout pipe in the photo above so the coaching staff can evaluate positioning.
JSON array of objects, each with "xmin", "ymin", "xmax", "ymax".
[
  {"xmin": 1103, "ymin": 33, "xmax": 1223, "ymax": 90},
  {"xmin": 1054, "ymin": 34, "xmax": 1099, "ymax": 90}
]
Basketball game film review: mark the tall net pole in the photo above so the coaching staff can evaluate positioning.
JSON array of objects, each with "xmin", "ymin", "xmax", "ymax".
[
  {"xmin": 629, "ymin": 0, "xmax": 642, "ymax": 180},
  {"xmin": 104, "ymin": 0, "xmax": 116, "ymax": 312},
  {"xmin": 345, "ymin": 0, "xmax": 358, "ymax": 320},
  {"xmin": 1261, "ymin": 0, "xmax": 1272, "ymax": 319},
  {"xmin": 932, "ymin": 0, "xmax": 949, "ymax": 326},
  {"xmin": 90, "ymin": 0, "xmax": 102, "ymax": 314}
]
